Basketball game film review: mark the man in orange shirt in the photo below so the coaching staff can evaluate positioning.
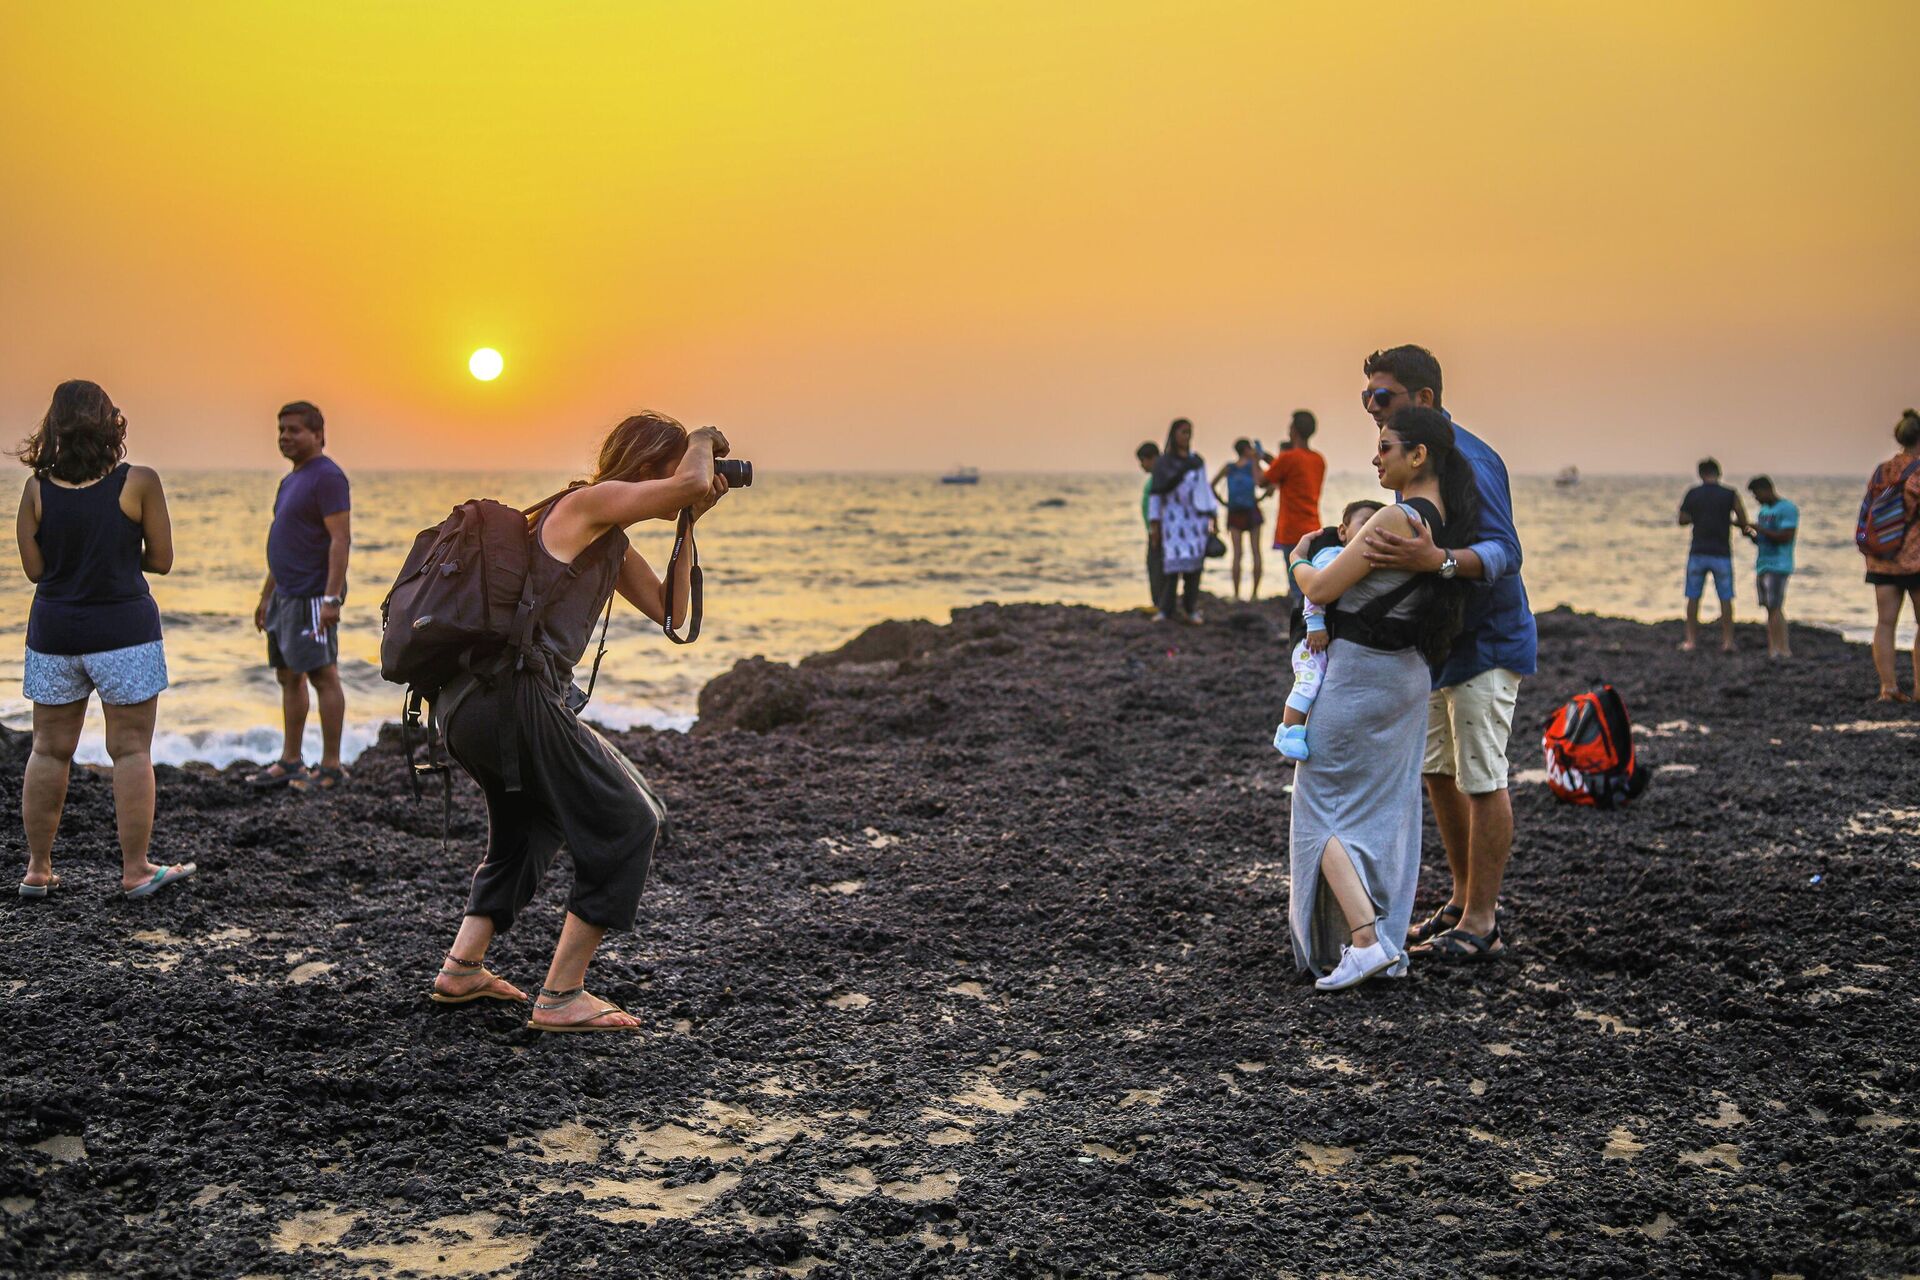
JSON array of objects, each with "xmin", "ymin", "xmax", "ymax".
[{"xmin": 1260, "ymin": 410, "xmax": 1327, "ymax": 591}]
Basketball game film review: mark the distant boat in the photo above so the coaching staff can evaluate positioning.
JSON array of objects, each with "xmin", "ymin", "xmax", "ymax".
[
  {"xmin": 1554, "ymin": 466, "xmax": 1580, "ymax": 488},
  {"xmin": 940, "ymin": 466, "xmax": 980, "ymax": 485}
]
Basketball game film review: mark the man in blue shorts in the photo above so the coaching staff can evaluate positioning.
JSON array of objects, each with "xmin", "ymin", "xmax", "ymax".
[
  {"xmin": 247, "ymin": 401, "xmax": 353, "ymax": 791},
  {"xmin": 1678, "ymin": 458, "xmax": 1754, "ymax": 653}
]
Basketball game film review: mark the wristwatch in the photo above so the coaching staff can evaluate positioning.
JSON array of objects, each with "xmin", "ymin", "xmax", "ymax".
[
  {"xmin": 320, "ymin": 594, "xmax": 344, "ymax": 606},
  {"xmin": 1438, "ymin": 554, "xmax": 1458, "ymax": 579}
]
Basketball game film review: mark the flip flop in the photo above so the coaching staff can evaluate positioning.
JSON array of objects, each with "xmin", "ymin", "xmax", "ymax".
[
  {"xmin": 18, "ymin": 874, "xmax": 60, "ymax": 899},
  {"xmin": 526, "ymin": 986, "xmax": 644, "ymax": 1034},
  {"xmin": 124, "ymin": 863, "xmax": 196, "ymax": 899},
  {"xmin": 247, "ymin": 760, "xmax": 308, "ymax": 790},
  {"xmin": 429, "ymin": 956, "xmax": 528, "ymax": 1005}
]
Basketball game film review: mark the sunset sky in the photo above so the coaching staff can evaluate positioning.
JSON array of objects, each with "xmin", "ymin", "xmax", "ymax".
[{"xmin": 3, "ymin": 2, "xmax": 1915, "ymax": 476}]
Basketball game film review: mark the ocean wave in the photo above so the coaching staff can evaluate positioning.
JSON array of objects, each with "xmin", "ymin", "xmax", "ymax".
[{"xmin": 68, "ymin": 721, "xmax": 394, "ymax": 770}]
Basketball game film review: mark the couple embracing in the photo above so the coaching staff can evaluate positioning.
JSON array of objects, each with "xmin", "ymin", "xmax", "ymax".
[{"xmin": 1287, "ymin": 345, "xmax": 1537, "ymax": 991}]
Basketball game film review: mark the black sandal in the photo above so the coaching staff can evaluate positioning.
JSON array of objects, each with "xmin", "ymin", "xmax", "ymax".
[
  {"xmin": 246, "ymin": 759, "xmax": 307, "ymax": 790},
  {"xmin": 1420, "ymin": 924, "xmax": 1506, "ymax": 963},
  {"xmin": 1408, "ymin": 903, "xmax": 1463, "ymax": 947},
  {"xmin": 289, "ymin": 765, "xmax": 348, "ymax": 793}
]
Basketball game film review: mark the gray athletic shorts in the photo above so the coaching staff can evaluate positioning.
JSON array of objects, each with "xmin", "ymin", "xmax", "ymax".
[
  {"xmin": 266, "ymin": 592, "xmax": 339, "ymax": 674},
  {"xmin": 1756, "ymin": 572, "xmax": 1789, "ymax": 610},
  {"xmin": 23, "ymin": 640, "xmax": 169, "ymax": 706}
]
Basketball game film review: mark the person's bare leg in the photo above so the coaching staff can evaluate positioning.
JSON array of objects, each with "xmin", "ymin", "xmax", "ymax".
[
  {"xmin": 1719, "ymin": 598, "xmax": 1736, "ymax": 653},
  {"xmin": 102, "ymin": 697, "xmax": 169, "ymax": 888},
  {"xmin": 1250, "ymin": 539, "xmax": 1263, "ymax": 600},
  {"xmin": 278, "ymin": 666, "xmax": 309, "ymax": 763},
  {"xmin": 21, "ymin": 699, "xmax": 87, "ymax": 888},
  {"xmin": 531, "ymin": 912, "xmax": 642, "ymax": 1028},
  {"xmin": 1908, "ymin": 589, "xmax": 1920, "ymax": 694},
  {"xmin": 1768, "ymin": 606, "xmax": 1789, "ymax": 658},
  {"xmin": 1682, "ymin": 597, "xmax": 1701, "ymax": 651},
  {"xmin": 1318, "ymin": 836, "xmax": 1379, "ymax": 948},
  {"xmin": 1457, "ymin": 788, "xmax": 1514, "ymax": 938},
  {"xmin": 1423, "ymin": 772, "xmax": 1471, "ymax": 913},
  {"xmin": 1872, "ymin": 584, "xmax": 1902, "ymax": 697},
  {"xmin": 435, "ymin": 913, "xmax": 528, "ymax": 1001},
  {"xmin": 308, "ymin": 664, "xmax": 345, "ymax": 770},
  {"xmin": 1230, "ymin": 530, "xmax": 1244, "ymax": 599}
]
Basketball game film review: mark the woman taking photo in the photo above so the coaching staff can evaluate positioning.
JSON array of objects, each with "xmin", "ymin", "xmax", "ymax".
[
  {"xmin": 1864, "ymin": 409, "xmax": 1920, "ymax": 701},
  {"xmin": 1147, "ymin": 418, "xmax": 1218, "ymax": 624},
  {"xmin": 1287, "ymin": 406, "xmax": 1476, "ymax": 990},
  {"xmin": 428, "ymin": 411, "xmax": 728, "ymax": 1032},
  {"xmin": 13, "ymin": 380, "xmax": 194, "ymax": 899}
]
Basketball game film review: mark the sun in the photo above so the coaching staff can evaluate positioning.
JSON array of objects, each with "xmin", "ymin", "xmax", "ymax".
[{"xmin": 468, "ymin": 347, "xmax": 504, "ymax": 381}]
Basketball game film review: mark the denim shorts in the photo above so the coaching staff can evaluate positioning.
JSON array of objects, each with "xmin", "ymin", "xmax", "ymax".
[
  {"xmin": 23, "ymin": 640, "xmax": 169, "ymax": 706},
  {"xmin": 1756, "ymin": 571, "xmax": 1790, "ymax": 610},
  {"xmin": 1685, "ymin": 553, "xmax": 1734, "ymax": 602}
]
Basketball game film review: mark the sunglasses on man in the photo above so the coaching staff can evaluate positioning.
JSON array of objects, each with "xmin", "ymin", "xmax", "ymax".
[{"xmin": 1361, "ymin": 387, "xmax": 1404, "ymax": 411}]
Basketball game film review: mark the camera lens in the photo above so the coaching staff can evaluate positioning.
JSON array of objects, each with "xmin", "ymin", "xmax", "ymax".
[{"xmin": 715, "ymin": 459, "xmax": 753, "ymax": 487}]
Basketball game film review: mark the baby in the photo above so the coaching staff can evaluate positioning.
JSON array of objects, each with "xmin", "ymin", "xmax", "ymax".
[{"xmin": 1275, "ymin": 500, "xmax": 1384, "ymax": 761}]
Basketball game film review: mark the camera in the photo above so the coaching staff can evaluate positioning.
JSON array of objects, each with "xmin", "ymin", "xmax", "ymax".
[{"xmin": 715, "ymin": 459, "xmax": 753, "ymax": 488}]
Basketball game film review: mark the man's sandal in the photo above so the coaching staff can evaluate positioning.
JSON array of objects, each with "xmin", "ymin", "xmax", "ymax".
[
  {"xmin": 429, "ymin": 952, "xmax": 527, "ymax": 1004},
  {"xmin": 527, "ymin": 986, "xmax": 643, "ymax": 1033},
  {"xmin": 1420, "ymin": 924, "xmax": 1506, "ymax": 962},
  {"xmin": 246, "ymin": 759, "xmax": 307, "ymax": 790},
  {"xmin": 1407, "ymin": 903, "xmax": 1463, "ymax": 947},
  {"xmin": 289, "ymin": 765, "xmax": 349, "ymax": 794}
]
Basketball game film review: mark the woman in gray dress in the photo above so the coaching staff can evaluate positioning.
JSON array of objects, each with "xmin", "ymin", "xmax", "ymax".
[{"xmin": 1287, "ymin": 407, "xmax": 1478, "ymax": 991}]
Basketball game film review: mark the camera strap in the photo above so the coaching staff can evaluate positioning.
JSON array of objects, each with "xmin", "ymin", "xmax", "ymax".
[{"xmin": 661, "ymin": 506, "xmax": 703, "ymax": 644}]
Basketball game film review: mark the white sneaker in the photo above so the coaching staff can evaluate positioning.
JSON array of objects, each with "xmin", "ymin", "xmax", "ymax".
[{"xmin": 1315, "ymin": 940, "xmax": 1399, "ymax": 991}]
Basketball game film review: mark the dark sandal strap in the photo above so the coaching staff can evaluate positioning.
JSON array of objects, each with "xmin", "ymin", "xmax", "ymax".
[
  {"xmin": 1410, "ymin": 904, "xmax": 1464, "ymax": 944},
  {"xmin": 1426, "ymin": 924, "xmax": 1502, "ymax": 956}
]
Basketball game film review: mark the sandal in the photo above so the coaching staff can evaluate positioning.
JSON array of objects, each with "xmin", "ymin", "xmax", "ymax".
[
  {"xmin": 429, "ymin": 953, "xmax": 528, "ymax": 1005},
  {"xmin": 123, "ymin": 863, "xmax": 196, "ymax": 899},
  {"xmin": 289, "ymin": 765, "xmax": 348, "ymax": 794},
  {"xmin": 247, "ymin": 759, "xmax": 307, "ymax": 790},
  {"xmin": 527, "ymin": 986, "xmax": 643, "ymax": 1034},
  {"xmin": 1418, "ymin": 923, "xmax": 1506, "ymax": 963},
  {"xmin": 1407, "ymin": 903, "xmax": 1463, "ymax": 947},
  {"xmin": 18, "ymin": 873, "xmax": 60, "ymax": 899}
]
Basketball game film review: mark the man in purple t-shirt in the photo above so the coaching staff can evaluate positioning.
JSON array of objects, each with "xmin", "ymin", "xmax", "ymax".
[{"xmin": 246, "ymin": 401, "xmax": 353, "ymax": 791}]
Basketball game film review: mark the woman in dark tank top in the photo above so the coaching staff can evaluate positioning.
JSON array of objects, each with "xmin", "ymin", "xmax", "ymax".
[
  {"xmin": 428, "ymin": 409, "xmax": 733, "ymax": 1032},
  {"xmin": 13, "ymin": 380, "xmax": 195, "ymax": 899}
]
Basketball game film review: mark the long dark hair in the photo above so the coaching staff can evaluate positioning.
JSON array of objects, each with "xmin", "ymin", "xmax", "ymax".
[
  {"xmin": 1150, "ymin": 418, "xmax": 1201, "ymax": 494},
  {"xmin": 14, "ymin": 380, "xmax": 127, "ymax": 483},
  {"xmin": 1387, "ymin": 406, "xmax": 1480, "ymax": 664}
]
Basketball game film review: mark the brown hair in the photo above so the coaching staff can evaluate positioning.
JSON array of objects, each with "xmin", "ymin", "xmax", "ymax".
[
  {"xmin": 14, "ymin": 380, "xmax": 127, "ymax": 483},
  {"xmin": 592, "ymin": 410, "xmax": 689, "ymax": 485},
  {"xmin": 1341, "ymin": 499, "xmax": 1384, "ymax": 527},
  {"xmin": 1896, "ymin": 409, "xmax": 1920, "ymax": 450}
]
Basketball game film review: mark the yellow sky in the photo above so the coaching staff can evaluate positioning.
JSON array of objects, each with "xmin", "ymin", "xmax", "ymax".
[{"xmin": 2, "ymin": 1, "xmax": 1915, "ymax": 475}]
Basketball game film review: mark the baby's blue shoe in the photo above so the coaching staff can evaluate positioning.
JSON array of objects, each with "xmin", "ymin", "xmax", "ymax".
[{"xmin": 1275, "ymin": 724, "xmax": 1310, "ymax": 761}]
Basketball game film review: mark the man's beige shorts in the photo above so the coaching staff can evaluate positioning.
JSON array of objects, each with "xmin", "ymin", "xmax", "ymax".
[{"xmin": 1424, "ymin": 667, "xmax": 1523, "ymax": 795}]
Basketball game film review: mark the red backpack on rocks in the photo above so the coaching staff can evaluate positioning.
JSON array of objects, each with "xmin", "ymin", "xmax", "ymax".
[{"xmin": 1542, "ymin": 684, "xmax": 1649, "ymax": 808}]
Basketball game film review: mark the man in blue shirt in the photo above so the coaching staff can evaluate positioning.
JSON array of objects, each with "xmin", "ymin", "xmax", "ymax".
[
  {"xmin": 1358, "ymin": 345, "xmax": 1536, "ymax": 961},
  {"xmin": 247, "ymin": 401, "xmax": 353, "ymax": 791},
  {"xmin": 1747, "ymin": 475, "xmax": 1798, "ymax": 659}
]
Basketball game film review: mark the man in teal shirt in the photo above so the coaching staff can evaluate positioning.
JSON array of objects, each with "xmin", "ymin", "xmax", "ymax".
[{"xmin": 1748, "ymin": 475, "xmax": 1798, "ymax": 659}]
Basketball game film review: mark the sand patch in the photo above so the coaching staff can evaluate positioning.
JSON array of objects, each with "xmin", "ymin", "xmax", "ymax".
[
  {"xmin": 1697, "ymin": 1101, "xmax": 1748, "ymax": 1129},
  {"xmin": 1297, "ymin": 1142, "xmax": 1355, "ymax": 1175},
  {"xmin": 1469, "ymin": 1079, "xmax": 1487, "ymax": 1096},
  {"xmin": 525, "ymin": 1120, "xmax": 603, "ymax": 1164},
  {"xmin": 1235, "ymin": 1061, "xmax": 1268, "ymax": 1074},
  {"xmin": 1486, "ymin": 1042, "xmax": 1523, "ymax": 1057},
  {"xmin": 273, "ymin": 1206, "xmax": 356, "ymax": 1251},
  {"xmin": 1646, "ymin": 720, "xmax": 1711, "ymax": 737},
  {"xmin": 1510, "ymin": 1171, "xmax": 1555, "ymax": 1189},
  {"xmin": 845, "ymin": 1132, "xmax": 900, "ymax": 1149},
  {"xmin": 918, "ymin": 1227, "xmax": 972, "ymax": 1252},
  {"xmin": 863, "ymin": 827, "xmax": 899, "ymax": 849},
  {"xmin": 1081, "ymin": 1142, "xmax": 1131, "ymax": 1164},
  {"xmin": 288, "ymin": 961, "xmax": 335, "ymax": 985},
  {"xmin": 1510, "ymin": 768, "xmax": 1549, "ymax": 786},
  {"xmin": 817, "ymin": 1165, "xmax": 878, "ymax": 1202},
  {"xmin": 884, "ymin": 1170, "xmax": 960, "ymax": 1203},
  {"xmin": 321, "ymin": 1211, "xmax": 534, "ymax": 1277},
  {"xmin": 1, "ymin": 1197, "xmax": 36, "ymax": 1216},
  {"xmin": 563, "ymin": 1171, "xmax": 742, "ymax": 1223},
  {"xmin": 1599, "ymin": 1212, "xmax": 1676, "ymax": 1241},
  {"xmin": 30, "ymin": 1134, "xmax": 86, "ymax": 1163},
  {"xmin": 1679, "ymin": 1144, "xmax": 1743, "ymax": 1172},
  {"xmin": 1309, "ymin": 1055, "xmax": 1359, "ymax": 1074},
  {"xmin": 1656, "ymin": 763, "xmax": 1699, "ymax": 775},
  {"xmin": 756, "ymin": 1075, "xmax": 799, "ymax": 1098},
  {"xmin": 130, "ymin": 927, "xmax": 184, "ymax": 972},
  {"xmin": 814, "ymin": 879, "xmax": 865, "ymax": 896},
  {"xmin": 1846, "ymin": 806, "xmax": 1920, "ymax": 837},
  {"xmin": 190, "ymin": 1184, "xmax": 238, "ymax": 1207},
  {"xmin": 926, "ymin": 1127, "xmax": 976, "ymax": 1146},
  {"xmin": 828, "ymin": 993, "xmax": 872, "ymax": 1010},
  {"xmin": 1604, "ymin": 1127, "xmax": 1647, "ymax": 1161},
  {"xmin": 951, "ymin": 1074, "xmax": 1038, "ymax": 1115},
  {"xmin": 945, "ymin": 981, "xmax": 987, "ymax": 999},
  {"xmin": 1119, "ymin": 1088, "xmax": 1166, "ymax": 1108},
  {"xmin": 1575, "ymin": 1009, "xmax": 1645, "ymax": 1036},
  {"xmin": 1855, "ymin": 1113, "xmax": 1906, "ymax": 1132}
]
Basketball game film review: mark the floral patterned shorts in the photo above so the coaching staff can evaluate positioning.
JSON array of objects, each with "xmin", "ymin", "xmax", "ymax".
[{"xmin": 23, "ymin": 640, "xmax": 169, "ymax": 706}]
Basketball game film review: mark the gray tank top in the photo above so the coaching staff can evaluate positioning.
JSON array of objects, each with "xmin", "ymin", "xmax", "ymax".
[{"xmin": 1337, "ymin": 501, "xmax": 1438, "ymax": 624}]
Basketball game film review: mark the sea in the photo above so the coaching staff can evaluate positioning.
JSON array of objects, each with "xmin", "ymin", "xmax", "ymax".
[{"xmin": 0, "ymin": 470, "xmax": 1902, "ymax": 767}]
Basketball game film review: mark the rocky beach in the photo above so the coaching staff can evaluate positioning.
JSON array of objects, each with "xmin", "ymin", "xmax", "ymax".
[{"xmin": 1, "ymin": 601, "xmax": 1915, "ymax": 1279}]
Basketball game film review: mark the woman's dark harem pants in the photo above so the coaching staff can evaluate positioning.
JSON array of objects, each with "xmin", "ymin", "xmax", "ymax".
[{"xmin": 442, "ymin": 671, "xmax": 666, "ymax": 933}]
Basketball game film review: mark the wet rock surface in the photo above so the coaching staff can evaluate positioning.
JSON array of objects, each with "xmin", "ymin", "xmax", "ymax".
[{"xmin": 2, "ymin": 601, "xmax": 1916, "ymax": 1278}]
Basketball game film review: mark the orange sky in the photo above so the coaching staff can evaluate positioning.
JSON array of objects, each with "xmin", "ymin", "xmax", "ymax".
[{"xmin": 2, "ymin": 2, "xmax": 1915, "ymax": 476}]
